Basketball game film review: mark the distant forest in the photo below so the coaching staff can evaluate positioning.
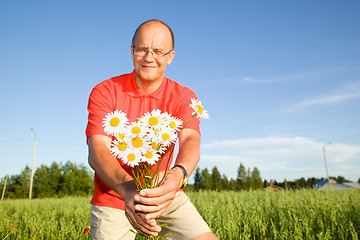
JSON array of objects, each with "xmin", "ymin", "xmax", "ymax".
[
  {"xmin": 191, "ymin": 163, "xmax": 360, "ymax": 192},
  {"xmin": 1, "ymin": 161, "xmax": 359, "ymax": 199},
  {"xmin": 1, "ymin": 161, "xmax": 93, "ymax": 199}
]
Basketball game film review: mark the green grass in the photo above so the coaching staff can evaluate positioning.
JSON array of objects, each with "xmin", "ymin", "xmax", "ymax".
[
  {"xmin": 0, "ymin": 189, "xmax": 359, "ymax": 239},
  {"xmin": 187, "ymin": 189, "xmax": 360, "ymax": 240},
  {"xmin": 0, "ymin": 197, "xmax": 90, "ymax": 239}
]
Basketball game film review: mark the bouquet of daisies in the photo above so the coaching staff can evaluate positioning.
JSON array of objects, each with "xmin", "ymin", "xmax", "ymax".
[{"xmin": 102, "ymin": 98, "xmax": 208, "ymax": 238}]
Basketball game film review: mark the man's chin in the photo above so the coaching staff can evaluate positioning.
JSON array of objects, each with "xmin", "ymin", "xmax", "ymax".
[{"xmin": 138, "ymin": 74, "xmax": 160, "ymax": 82}]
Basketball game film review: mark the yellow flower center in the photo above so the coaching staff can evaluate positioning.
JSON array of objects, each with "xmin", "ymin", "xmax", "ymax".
[
  {"xmin": 151, "ymin": 142, "xmax": 160, "ymax": 150},
  {"xmin": 132, "ymin": 137, "xmax": 143, "ymax": 148},
  {"xmin": 169, "ymin": 121, "xmax": 176, "ymax": 129},
  {"xmin": 145, "ymin": 151, "xmax": 153, "ymax": 159},
  {"xmin": 148, "ymin": 117, "xmax": 159, "ymax": 126},
  {"xmin": 117, "ymin": 142, "xmax": 127, "ymax": 151},
  {"xmin": 162, "ymin": 133, "xmax": 170, "ymax": 141},
  {"xmin": 118, "ymin": 133, "xmax": 125, "ymax": 140},
  {"xmin": 196, "ymin": 105, "xmax": 204, "ymax": 114},
  {"xmin": 131, "ymin": 126, "xmax": 141, "ymax": 134},
  {"xmin": 127, "ymin": 153, "xmax": 136, "ymax": 162},
  {"xmin": 110, "ymin": 117, "xmax": 120, "ymax": 127}
]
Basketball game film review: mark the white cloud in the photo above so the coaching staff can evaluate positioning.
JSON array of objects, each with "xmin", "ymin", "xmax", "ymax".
[
  {"xmin": 289, "ymin": 91, "xmax": 360, "ymax": 110},
  {"xmin": 241, "ymin": 65, "xmax": 359, "ymax": 84},
  {"xmin": 198, "ymin": 137, "xmax": 360, "ymax": 182},
  {"xmin": 287, "ymin": 79, "xmax": 360, "ymax": 111}
]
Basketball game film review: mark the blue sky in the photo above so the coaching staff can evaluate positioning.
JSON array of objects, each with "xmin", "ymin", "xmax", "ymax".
[{"xmin": 1, "ymin": 1, "xmax": 359, "ymax": 183}]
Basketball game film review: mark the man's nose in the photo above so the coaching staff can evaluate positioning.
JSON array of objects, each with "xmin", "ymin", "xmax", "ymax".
[{"xmin": 143, "ymin": 50, "xmax": 155, "ymax": 61}]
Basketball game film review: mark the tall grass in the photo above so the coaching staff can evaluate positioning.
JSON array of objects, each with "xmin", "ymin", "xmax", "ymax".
[
  {"xmin": 0, "ymin": 189, "xmax": 359, "ymax": 239},
  {"xmin": 188, "ymin": 189, "xmax": 360, "ymax": 240},
  {"xmin": 0, "ymin": 197, "xmax": 91, "ymax": 239}
]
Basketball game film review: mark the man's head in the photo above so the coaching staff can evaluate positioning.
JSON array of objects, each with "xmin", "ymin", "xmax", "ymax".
[
  {"xmin": 131, "ymin": 19, "xmax": 175, "ymax": 86},
  {"xmin": 132, "ymin": 19, "xmax": 175, "ymax": 50}
]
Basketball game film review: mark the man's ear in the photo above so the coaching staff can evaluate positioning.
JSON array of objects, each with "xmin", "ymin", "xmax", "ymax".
[
  {"xmin": 167, "ymin": 51, "xmax": 175, "ymax": 65},
  {"xmin": 130, "ymin": 45, "xmax": 134, "ymax": 58}
]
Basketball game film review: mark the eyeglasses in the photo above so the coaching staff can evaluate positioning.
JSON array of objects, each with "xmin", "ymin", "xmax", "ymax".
[{"xmin": 132, "ymin": 46, "xmax": 173, "ymax": 60}]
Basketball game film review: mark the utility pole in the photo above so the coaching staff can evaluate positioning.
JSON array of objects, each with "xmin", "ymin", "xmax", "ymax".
[
  {"xmin": 1, "ymin": 175, "xmax": 8, "ymax": 200},
  {"xmin": 322, "ymin": 142, "xmax": 333, "ymax": 190},
  {"xmin": 29, "ymin": 128, "xmax": 37, "ymax": 199}
]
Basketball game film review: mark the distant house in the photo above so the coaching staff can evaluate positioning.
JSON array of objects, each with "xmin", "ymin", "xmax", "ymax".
[
  {"xmin": 313, "ymin": 179, "xmax": 360, "ymax": 190},
  {"xmin": 265, "ymin": 182, "xmax": 282, "ymax": 191}
]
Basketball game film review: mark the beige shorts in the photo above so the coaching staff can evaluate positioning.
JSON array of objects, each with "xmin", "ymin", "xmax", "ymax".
[{"xmin": 90, "ymin": 191, "xmax": 212, "ymax": 240}]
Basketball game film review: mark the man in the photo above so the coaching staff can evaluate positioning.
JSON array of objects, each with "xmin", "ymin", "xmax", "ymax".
[{"xmin": 86, "ymin": 19, "xmax": 218, "ymax": 240}]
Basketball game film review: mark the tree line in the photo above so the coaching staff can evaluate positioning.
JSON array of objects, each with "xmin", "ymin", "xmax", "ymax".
[
  {"xmin": 1, "ymin": 161, "xmax": 359, "ymax": 199},
  {"xmin": 0, "ymin": 161, "xmax": 94, "ymax": 199},
  {"xmin": 189, "ymin": 163, "xmax": 358, "ymax": 191},
  {"xmin": 192, "ymin": 163, "xmax": 263, "ymax": 191}
]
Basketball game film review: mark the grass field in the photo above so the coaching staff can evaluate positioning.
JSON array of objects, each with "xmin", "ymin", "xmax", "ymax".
[{"xmin": 0, "ymin": 189, "xmax": 359, "ymax": 239}]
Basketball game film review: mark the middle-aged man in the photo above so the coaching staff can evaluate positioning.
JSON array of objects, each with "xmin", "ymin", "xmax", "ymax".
[{"xmin": 86, "ymin": 19, "xmax": 218, "ymax": 240}]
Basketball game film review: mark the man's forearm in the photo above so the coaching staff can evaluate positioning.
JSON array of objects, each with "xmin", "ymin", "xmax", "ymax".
[
  {"xmin": 174, "ymin": 129, "xmax": 201, "ymax": 178},
  {"xmin": 88, "ymin": 135, "xmax": 135, "ymax": 199}
]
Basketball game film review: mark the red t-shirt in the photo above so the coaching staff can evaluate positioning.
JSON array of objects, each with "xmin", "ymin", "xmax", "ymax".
[{"xmin": 86, "ymin": 71, "xmax": 200, "ymax": 209}]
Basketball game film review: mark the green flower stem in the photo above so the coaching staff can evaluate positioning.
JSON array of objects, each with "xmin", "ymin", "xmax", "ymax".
[
  {"xmin": 158, "ymin": 145, "xmax": 175, "ymax": 186},
  {"xmin": 180, "ymin": 112, "xmax": 197, "ymax": 132}
]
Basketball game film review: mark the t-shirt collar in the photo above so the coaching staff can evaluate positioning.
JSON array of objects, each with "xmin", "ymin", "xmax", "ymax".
[{"xmin": 127, "ymin": 70, "xmax": 166, "ymax": 100}]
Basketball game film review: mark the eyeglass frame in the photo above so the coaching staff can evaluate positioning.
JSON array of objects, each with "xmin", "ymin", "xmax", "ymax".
[{"xmin": 132, "ymin": 45, "xmax": 173, "ymax": 60}]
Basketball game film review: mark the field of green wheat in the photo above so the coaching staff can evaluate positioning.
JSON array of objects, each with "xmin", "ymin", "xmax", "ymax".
[{"xmin": 0, "ymin": 189, "xmax": 359, "ymax": 240}]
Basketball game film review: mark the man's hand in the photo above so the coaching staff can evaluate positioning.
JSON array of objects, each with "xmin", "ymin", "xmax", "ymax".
[
  {"xmin": 133, "ymin": 166, "xmax": 184, "ymax": 221},
  {"xmin": 124, "ymin": 182, "xmax": 162, "ymax": 237},
  {"xmin": 134, "ymin": 129, "xmax": 200, "ymax": 221}
]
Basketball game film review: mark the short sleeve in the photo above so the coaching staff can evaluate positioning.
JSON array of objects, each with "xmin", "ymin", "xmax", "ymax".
[
  {"xmin": 176, "ymin": 88, "xmax": 201, "ymax": 135},
  {"xmin": 85, "ymin": 83, "xmax": 114, "ymax": 141}
]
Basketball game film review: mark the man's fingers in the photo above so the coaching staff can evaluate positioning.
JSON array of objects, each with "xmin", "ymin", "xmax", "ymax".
[
  {"xmin": 135, "ymin": 200, "xmax": 169, "ymax": 215},
  {"xmin": 143, "ymin": 207, "xmax": 168, "ymax": 221},
  {"xmin": 125, "ymin": 210, "xmax": 161, "ymax": 236},
  {"xmin": 136, "ymin": 191, "xmax": 174, "ymax": 206},
  {"xmin": 136, "ymin": 212, "xmax": 158, "ymax": 226},
  {"xmin": 139, "ymin": 179, "xmax": 175, "ymax": 198},
  {"xmin": 139, "ymin": 187, "xmax": 166, "ymax": 198}
]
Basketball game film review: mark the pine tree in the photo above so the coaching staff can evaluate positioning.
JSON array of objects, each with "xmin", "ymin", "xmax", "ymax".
[
  {"xmin": 222, "ymin": 174, "xmax": 230, "ymax": 191},
  {"xmin": 194, "ymin": 167, "xmax": 202, "ymax": 191},
  {"xmin": 211, "ymin": 166, "xmax": 222, "ymax": 191},
  {"xmin": 200, "ymin": 168, "xmax": 212, "ymax": 190},
  {"xmin": 250, "ymin": 167, "xmax": 262, "ymax": 189},
  {"xmin": 229, "ymin": 178, "xmax": 237, "ymax": 191},
  {"xmin": 236, "ymin": 163, "xmax": 247, "ymax": 190}
]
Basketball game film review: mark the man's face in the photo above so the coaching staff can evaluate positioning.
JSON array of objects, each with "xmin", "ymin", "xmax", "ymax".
[{"xmin": 131, "ymin": 22, "xmax": 175, "ymax": 84}]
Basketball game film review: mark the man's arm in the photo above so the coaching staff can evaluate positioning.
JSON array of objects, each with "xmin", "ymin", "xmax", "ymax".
[
  {"xmin": 88, "ymin": 134, "xmax": 161, "ymax": 237},
  {"xmin": 133, "ymin": 128, "xmax": 201, "ymax": 220}
]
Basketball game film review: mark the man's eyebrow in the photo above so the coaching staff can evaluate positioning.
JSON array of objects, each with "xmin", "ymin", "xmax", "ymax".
[
  {"xmin": 153, "ymin": 47, "xmax": 164, "ymax": 51},
  {"xmin": 135, "ymin": 46, "xmax": 164, "ymax": 50}
]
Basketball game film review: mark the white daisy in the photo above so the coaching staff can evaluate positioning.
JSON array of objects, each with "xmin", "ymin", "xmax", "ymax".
[
  {"xmin": 158, "ymin": 112, "xmax": 172, "ymax": 127},
  {"xmin": 110, "ymin": 139, "xmax": 128, "ymax": 159},
  {"xmin": 168, "ymin": 116, "xmax": 183, "ymax": 132},
  {"xmin": 142, "ymin": 148, "xmax": 161, "ymax": 165},
  {"xmin": 155, "ymin": 128, "xmax": 178, "ymax": 147},
  {"xmin": 103, "ymin": 110, "xmax": 129, "ymax": 136},
  {"xmin": 140, "ymin": 109, "xmax": 163, "ymax": 130},
  {"xmin": 122, "ymin": 148, "xmax": 142, "ymax": 167},
  {"xmin": 127, "ymin": 121, "xmax": 146, "ymax": 138},
  {"xmin": 130, "ymin": 135, "xmax": 146, "ymax": 150},
  {"xmin": 189, "ymin": 98, "xmax": 209, "ymax": 119},
  {"xmin": 116, "ymin": 132, "xmax": 127, "ymax": 142},
  {"xmin": 146, "ymin": 127, "xmax": 160, "ymax": 142}
]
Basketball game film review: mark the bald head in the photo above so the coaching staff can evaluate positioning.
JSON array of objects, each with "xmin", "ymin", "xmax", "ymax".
[{"xmin": 132, "ymin": 19, "xmax": 175, "ymax": 50}]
